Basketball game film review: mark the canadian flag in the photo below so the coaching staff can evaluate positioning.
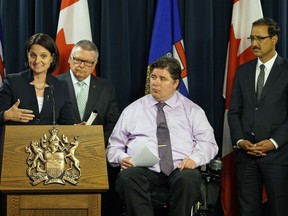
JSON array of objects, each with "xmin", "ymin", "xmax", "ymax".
[
  {"xmin": 54, "ymin": 0, "xmax": 93, "ymax": 75},
  {"xmin": 221, "ymin": 0, "xmax": 263, "ymax": 216}
]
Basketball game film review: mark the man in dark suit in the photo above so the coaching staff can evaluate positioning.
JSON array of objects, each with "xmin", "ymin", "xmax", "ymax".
[
  {"xmin": 57, "ymin": 40, "xmax": 121, "ymax": 215},
  {"xmin": 228, "ymin": 17, "xmax": 288, "ymax": 216},
  {"xmin": 57, "ymin": 40, "xmax": 119, "ymax": 143}
]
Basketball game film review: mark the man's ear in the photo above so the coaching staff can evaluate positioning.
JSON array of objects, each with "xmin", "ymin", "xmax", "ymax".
[
  {"xmin": 174, "ymin": 79, "xmax": 180, "ymax": 90},
  {"xmin": 68, "ymin": 54, "xmax": 72, "ymax": 63},
  {"xmin": 272, "ymin": 35, "xmax": 278, "ymax": 46}
]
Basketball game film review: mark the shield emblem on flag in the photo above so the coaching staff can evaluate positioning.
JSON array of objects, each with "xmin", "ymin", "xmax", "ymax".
[{"xmin": 45, "ymin": 152, "xmax": 65, "ymax": 178}]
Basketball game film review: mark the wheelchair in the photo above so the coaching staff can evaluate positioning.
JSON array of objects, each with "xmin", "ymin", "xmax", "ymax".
[
  {"xmin": 192, "ymin": 158, "xmax": 222, "ymax": 216},
  {"xmin": 121, "ymin": 158, "xmax": 222, "ymax": 216}
]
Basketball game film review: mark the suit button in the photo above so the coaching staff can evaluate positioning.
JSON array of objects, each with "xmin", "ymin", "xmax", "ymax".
[
  {"xmin": 251, "ymin": 132, "xmax": 255, "ymax": 136},
  {"xmin": 255, "ymin": 107, "xmax": 258, "ymax": 111},
  {"xmin": 36, "ymin": 118, "xmax": 40, "ymax": 123}
]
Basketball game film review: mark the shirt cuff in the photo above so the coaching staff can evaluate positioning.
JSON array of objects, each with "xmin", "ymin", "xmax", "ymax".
[
  {"xmin": 269, "ymin": 138, "xmax": 278, "ymax": 149},
  {"xmin": 233, "ymin": 139, "xmax": 244, "ymax": 149},
  {"xmin": 117, "ymin": 152, "xmax": 130, "ymax": 164}
]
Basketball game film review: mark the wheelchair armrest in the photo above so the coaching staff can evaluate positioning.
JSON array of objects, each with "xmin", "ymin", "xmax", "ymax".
[
  {"xmin": 199, "ymin": 158, "xmax": 222, "ymax": 183},
  {"xmin": 193, "ymin": 158, "xmax": 222, "ymax": 215}
]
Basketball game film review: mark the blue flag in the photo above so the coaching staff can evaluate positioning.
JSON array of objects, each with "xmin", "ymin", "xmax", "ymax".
[{"xmin": 146, "ymin": 0, "xmax": 189, "ymax": 96}]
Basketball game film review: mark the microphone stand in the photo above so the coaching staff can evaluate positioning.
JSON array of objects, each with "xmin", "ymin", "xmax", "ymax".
[{"xmin": 49, "ymin": 85, "xmax": 56, "ymax": 126}]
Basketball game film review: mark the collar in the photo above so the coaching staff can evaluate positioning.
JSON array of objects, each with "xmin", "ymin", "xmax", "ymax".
[
  {"xmin": 257, "ymin": 52, "xmax": 277, "ymax": 71},
  {"xmin": 69, "ymin": 70, "xmax": 91, "ymax": 86},
  {"xmin": 149, "ymin": 91, "xmax": 178, "ymax": 108}
]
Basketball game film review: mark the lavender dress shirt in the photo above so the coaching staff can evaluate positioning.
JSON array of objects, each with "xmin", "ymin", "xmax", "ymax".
[{"xmin": 106, "ymin": 91, "xmax": 218, "ymax": 173}]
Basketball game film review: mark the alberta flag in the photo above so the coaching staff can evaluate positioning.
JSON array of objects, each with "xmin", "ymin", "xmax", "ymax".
[
  {"xmin": 54, "ymin": 0, "xmax": 93, "ymax": 75},
  {"xmin": 0, "ymin": 15, "xmax": 5, "ymax": 87},
  {"xmin": 145, "ymin": 0, "xmax": 188, "ymax": 96}
]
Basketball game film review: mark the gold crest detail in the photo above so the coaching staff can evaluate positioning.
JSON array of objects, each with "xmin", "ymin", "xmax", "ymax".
[{"xmin": 25, "ymin": 127, "xmax": 81, "ymax": 185}]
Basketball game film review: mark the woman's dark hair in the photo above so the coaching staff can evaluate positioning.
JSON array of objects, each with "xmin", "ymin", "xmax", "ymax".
[
  {"xmin": 252, "ymin": 17, "xmax": 280, "ymax": 39},
  {"xmin": 25, "ymin": 33, "xmax": 59, "ymax": 73},
  {"xmin": 150, "ymin": 56, "xmax": 182, "ymax": 88}
]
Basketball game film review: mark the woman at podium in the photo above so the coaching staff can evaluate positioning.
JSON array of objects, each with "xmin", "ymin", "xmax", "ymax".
[{"xmin": 0, "ymin": 33, "xmax": 75, "ymax": 125}]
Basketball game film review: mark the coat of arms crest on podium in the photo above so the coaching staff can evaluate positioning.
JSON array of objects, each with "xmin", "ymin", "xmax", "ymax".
[{"xmin": 25, "ymin": 127, "xmax": 81, "ymax": 185}]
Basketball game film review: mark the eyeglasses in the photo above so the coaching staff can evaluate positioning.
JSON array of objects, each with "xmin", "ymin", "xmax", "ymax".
[
  {"xmin": 247, "ymin": 35, "xmax": 271, "ymax": 43},
  {"xmin": 70, "ymin": 54, "xmax": 96, "ymax": 67}
]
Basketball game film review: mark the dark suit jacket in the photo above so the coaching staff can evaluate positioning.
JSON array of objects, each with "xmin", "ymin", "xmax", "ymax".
[
  {"xmin": 228, "ymin": 56, "xmax": 288, "ymax": 164},
  {"xmin": 57, "ymin": 71, "xmax": 120, "ymax": 144},
  {"xmin": 0, "ymin": 69, "xmax": 75, "ymax": 125}
]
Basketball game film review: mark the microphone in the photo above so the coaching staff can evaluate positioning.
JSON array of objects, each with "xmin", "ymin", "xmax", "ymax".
[{"xmin": 49, "ymin": 85, "xmax": 56, "ymax": 125}]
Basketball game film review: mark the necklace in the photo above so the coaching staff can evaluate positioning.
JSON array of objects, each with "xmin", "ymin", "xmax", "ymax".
[
  {"xmin": 34, "ymin": 85, "xmax": 45, "ymax": 90},
  {"xmin": 31, "ymin": 81, "xmax": 46, "ymax": 90}
]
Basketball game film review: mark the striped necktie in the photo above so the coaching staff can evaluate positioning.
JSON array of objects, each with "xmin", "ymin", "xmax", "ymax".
[{"xmin": 77, "ymin": 81, "xmax": 87, "ymax": 120}]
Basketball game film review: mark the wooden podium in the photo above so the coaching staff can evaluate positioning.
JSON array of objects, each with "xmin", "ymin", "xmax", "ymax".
[{"xmin": 0, "ymin": 125, "xmax": 108, "ymax": 216}]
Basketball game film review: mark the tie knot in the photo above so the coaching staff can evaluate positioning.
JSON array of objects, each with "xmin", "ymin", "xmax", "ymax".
[
  {"xmin": 260, "ymin": 64, "xmax": 265, "ymax": 72},
  {"xmin": 156, "ymin": 102, "xmax": 166, "ymax": 110},
  {"xmin": 77, "ymin": 81, "xmax": 86, "ymax": 87}
]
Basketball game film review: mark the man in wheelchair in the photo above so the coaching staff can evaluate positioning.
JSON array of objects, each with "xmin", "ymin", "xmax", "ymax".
[{"xmin": 106, "ymin": 57, "xmax": 219, "ymax": 216}]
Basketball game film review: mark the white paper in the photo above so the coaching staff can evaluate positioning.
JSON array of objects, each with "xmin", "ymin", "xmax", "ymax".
[
  {"xmin": 131, "ymin": 146, "xmax": 160, "ymax": 167},
  {"xmin": 86, "ymin": 111, "xmax": 98, "ymax": 125}
]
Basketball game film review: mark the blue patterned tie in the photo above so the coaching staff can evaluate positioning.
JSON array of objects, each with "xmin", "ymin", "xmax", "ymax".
[
  {"xmin": 77, "ymin": 81, "xmax": 87, "ymax": 120},
  {"xmin": 156, "ymin": 102, "xmax": 174, "ymax": 176},
  {"xmin": 256, "ymin": 64, "xmax": 265, "ymax": 100}
]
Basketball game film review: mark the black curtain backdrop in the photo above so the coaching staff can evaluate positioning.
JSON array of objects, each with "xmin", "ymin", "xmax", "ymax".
[
  {"xmin": 0, "ymin": 1, "xmax": 287, "ymax": 215},
  {"xmin": 0, "ymin": 0, "xmax": 287, "ymax": 157}
]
